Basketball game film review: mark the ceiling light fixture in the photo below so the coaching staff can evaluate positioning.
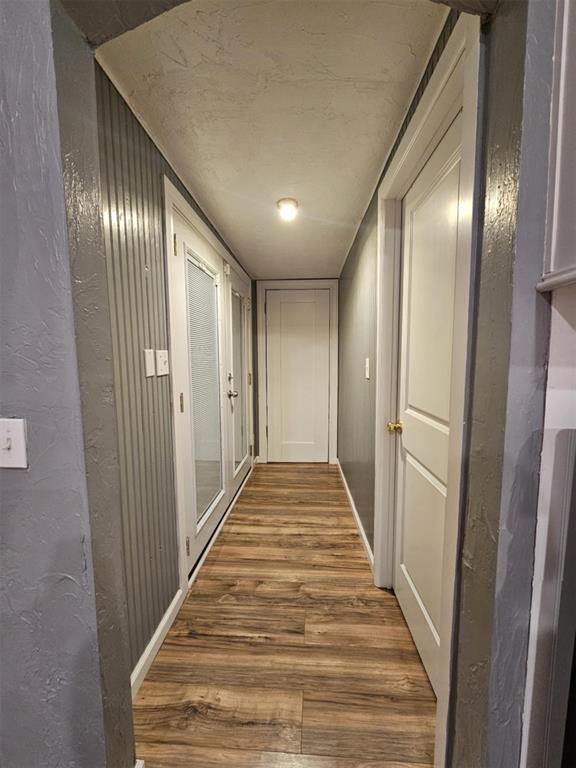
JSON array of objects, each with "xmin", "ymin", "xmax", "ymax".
[{"xmin": 277, "ymin": 198, "xmax": 298, "ymax": 222}]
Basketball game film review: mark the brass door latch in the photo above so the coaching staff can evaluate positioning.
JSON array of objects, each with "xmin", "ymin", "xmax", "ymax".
[{"xmin": 387, "ymin": 421, "xmax": 403, "ymax": 434}]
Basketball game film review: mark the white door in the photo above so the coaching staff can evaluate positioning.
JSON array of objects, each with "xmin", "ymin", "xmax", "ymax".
[
  {"xmin": 167, "ymin": 199, "xmax": 253, "ymax": 576},
  {"xmin": 171, "ymin": 211, "xmax": 228, "ymax": 573},
  {"xmin": 228, "ymin": 269, "xmax": 252, "ymax": 487},
  {"xmin": 266, "ymin": 289, "xmax": 330, "ymax": 462},
  {"xmin": 394, "ymin": 114, "xmax": 463, "ymax": 691}
]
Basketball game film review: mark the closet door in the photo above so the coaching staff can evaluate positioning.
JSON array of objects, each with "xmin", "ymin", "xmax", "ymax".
[
  {"xmin": 266, "ymin": 289, "xmax": 330, "ymax": 462},
  {"xmin": 393, "ymin": 115, "xmax": 462, "ymax": 692}
]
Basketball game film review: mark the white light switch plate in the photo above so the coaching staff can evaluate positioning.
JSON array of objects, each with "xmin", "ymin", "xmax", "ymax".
[
  {"xmin": 144, "ymin": 349, "xmax": 156, "ymax": 378},
  {"xmin": 365, "ymin": 357, "xmax": 370, "ymax": 380},
  {"xmin": 156, "ymin": 349, "xmax": 170, "ymax": 376},
  {"xmin": 0, "ymin": 418, "xmax": 28, "ymax": 469}
]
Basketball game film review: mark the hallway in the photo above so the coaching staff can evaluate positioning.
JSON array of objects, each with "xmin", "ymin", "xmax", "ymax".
[{"xmin": 134, "ymin": 464, "xmax": 435, "ymax": 767}]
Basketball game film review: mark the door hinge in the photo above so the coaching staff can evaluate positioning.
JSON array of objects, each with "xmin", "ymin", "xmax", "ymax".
[
  {"xmin": 249, "ymin": 444, "xmax": 253, "ymax": 456},
  {"xmin": 265, "ymin": 425, "xmax": 268, "ymax": 438},
  {"xmin": 248, "ymin": 372, "xmax": 252, "ymax": 386},
  {"xmin": 179, "ymin": 392, "xmax": 184, "ymax": 413},
  {"xmin": 173, "ymin": 232, "xmax": 177, "ymax": 256},
  {"xmin": 186, "ymin": 536, "xmax": 190, "ymax": 556}
]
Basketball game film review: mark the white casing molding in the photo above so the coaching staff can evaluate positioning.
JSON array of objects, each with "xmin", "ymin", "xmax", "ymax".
[{"xmin": 256, "ymin": 279, "xmax": 338, "ymax": 464}]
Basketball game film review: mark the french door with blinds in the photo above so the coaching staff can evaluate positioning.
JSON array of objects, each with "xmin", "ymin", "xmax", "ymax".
[{"xmin": 165, "ymin": 179, "xmax": 253, "ymax": 578}]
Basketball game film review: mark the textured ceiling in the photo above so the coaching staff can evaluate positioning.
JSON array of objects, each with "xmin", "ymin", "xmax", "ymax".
[{"xmin": 97, "ymin": 1, "xmax": 447, "ymax": 278}]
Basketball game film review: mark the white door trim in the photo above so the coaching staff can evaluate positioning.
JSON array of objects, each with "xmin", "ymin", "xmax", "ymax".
[
  {"xmin": 256, "ymin": 279, "xmax": 338, "ymax": 464},
  {"xmin": 164, "ymin": 178, "xmax": 251, "ymax": 284},
  {"xmin": 372, "ymin": 15, "xmax": 480, "ymax": 767},
  {"xmin": 228, "ymin": 277, "xmax": 254, "ymax": 480},
  {"xmin": 163, "ymin": 176, "xmax": 253, "ymax": 591}
]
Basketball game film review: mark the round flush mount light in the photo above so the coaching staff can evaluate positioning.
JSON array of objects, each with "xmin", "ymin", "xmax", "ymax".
[{"xmin": 277, "ymin": 198, "xmax": 299, "ymax": 222}]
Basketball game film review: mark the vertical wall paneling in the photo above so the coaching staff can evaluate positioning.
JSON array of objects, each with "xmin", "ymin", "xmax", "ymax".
[{"xmin": 96, "ymin": 65, "xmax": 192, "ymax": 668}]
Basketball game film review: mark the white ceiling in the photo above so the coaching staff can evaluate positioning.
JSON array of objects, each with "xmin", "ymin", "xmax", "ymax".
[{"xmin": 97, "ymin": 0, "xmax": 446, "ymax": 278}]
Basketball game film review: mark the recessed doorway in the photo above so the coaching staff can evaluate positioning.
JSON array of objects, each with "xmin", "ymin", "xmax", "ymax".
[{"xmin": 257, "ymin": 280, "xmax": 338, "ymax": 464}]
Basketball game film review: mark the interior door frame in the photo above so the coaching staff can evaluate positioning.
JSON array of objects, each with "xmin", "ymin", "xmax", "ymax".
[
  {"xmin": 163, "ymin": 177, "xmax": 252, "ymax": 590},
  {"xmin": 256, "ymin": 279, "xmax": 338, "ymax": 464},
  {"xmin": 228, "ymin": 273, "xmax": 253, "ymax": 481},
  {"xmin": 371, "ymin": 16, "xmax": 480, "ymax": 766}
]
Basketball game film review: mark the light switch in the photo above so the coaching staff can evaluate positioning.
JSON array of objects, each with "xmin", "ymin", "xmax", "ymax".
[
  {"xmin": 144, "ymin": 349, "xmax": 156, "ymax": 378},
  {"xmin": 365, "ymin": 357, "xmax": 370, "ymax": 380},
  {"xmin": 156, "ymin": 350, "xmax": 170, "ymax": 376},
  {"xmin": 0, "ymin": 418, "xmax": 28, "ymax": 469}
]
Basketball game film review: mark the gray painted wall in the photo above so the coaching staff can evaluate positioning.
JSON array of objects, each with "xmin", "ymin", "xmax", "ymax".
[
  {"xmin": 0, "ymin": 0, "xmax": 107, "ymax": 764},
  {"xmin": 338, "ymin": 199, "xmax": 378, "ymax": 548},
  {"xmin": 51, "ymin": 2, "xmax": 135, "ymax": 764},
  {"xmin": 95, "ymin": 67, "xmax": 242, "ymax": 668},
  {"xmin": 336, "ymin": 13, "xmax": 458, "ymax": 551},
  {"xmin": 96, "ymin": 66, "xmax": 180, "ymax": 668},
  {"xmin": 448, "ymin": 0, "xmax": 554, "ymax": 765}
]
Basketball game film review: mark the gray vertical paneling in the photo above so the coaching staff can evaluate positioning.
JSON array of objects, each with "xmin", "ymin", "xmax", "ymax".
[
  {"xmin": 95, "ymin": 64, "xmax": 246, "ymax": 668},
  {"xmin": 96, "ymin": 66, "xmax": 190, "ymax": 668}
]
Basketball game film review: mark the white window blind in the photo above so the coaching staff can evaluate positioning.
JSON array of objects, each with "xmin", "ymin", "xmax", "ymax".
[{"xmin": 185, "ymin": 256, "xmax": 223, "ymax": 520}]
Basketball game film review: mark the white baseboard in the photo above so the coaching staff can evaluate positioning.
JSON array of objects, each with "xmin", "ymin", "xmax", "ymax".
[
  {"xmin": 130, "ymin": 465, "xmax": 255, "ymax": 696},
  {"xmin": 130, "ymin": 586, "xmax": 185, "ymax": 696},
  {"xmin": 336, "ymin": 458, "xmax": 374, "ymax": 567}
]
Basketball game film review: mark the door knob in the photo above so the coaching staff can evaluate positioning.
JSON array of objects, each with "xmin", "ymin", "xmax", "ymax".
[
  {"xmin": 387, "ymin": 421, "xmax": 403, "ymax": 434},
  {"xmin": 228, "ymin": 390, "xmax": 239, "ymax": 398}
]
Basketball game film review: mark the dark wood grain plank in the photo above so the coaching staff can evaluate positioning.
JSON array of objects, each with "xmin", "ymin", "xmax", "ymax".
[
  {"xmin": 305, "ymin": 609, "xmax": 416, "ymax": 650},
  {"xmin": 146, "ymin": 641, "xmax": 433, "ymax": 698},
  {"xmin": 170, "ymin": 603, "xmax": 306, "ymax": 646},
  {"xmin": 182, "ymin": 576, "xmax": 401, "ymax": 612},
  {"xmin": 208, "ymin": 544, "xmax": 368, "ymax": 568},
  {"xmin": 302, "ymin": 691, "xmax": 435, "ymax": 764},
  {"xmin": 138, "ymin": 741, "xmax": 433, "ymax": 767},
  {"xmin": 134, "ymin": 681, "xmax": 302, "ymax": 753}
]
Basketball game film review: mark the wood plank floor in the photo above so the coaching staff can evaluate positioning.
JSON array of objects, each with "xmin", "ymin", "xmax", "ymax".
[{"xmin": 134, "ymin": 464, "xmax": 436, "ymax": 767}]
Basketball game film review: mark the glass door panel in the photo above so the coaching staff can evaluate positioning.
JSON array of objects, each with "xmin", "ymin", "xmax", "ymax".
[{"xmin": 185, "ymin": 254, "xmax": 223, "ymax": 520}]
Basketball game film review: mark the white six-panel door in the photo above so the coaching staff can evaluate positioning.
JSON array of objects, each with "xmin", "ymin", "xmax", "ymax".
[
  {"xmin": 266, "ymin": 289, "xmax": 330, "ymax": 462},
  {"xmin": 394, "ymin": 113, "xmax": 463, "ymax": 692}
]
